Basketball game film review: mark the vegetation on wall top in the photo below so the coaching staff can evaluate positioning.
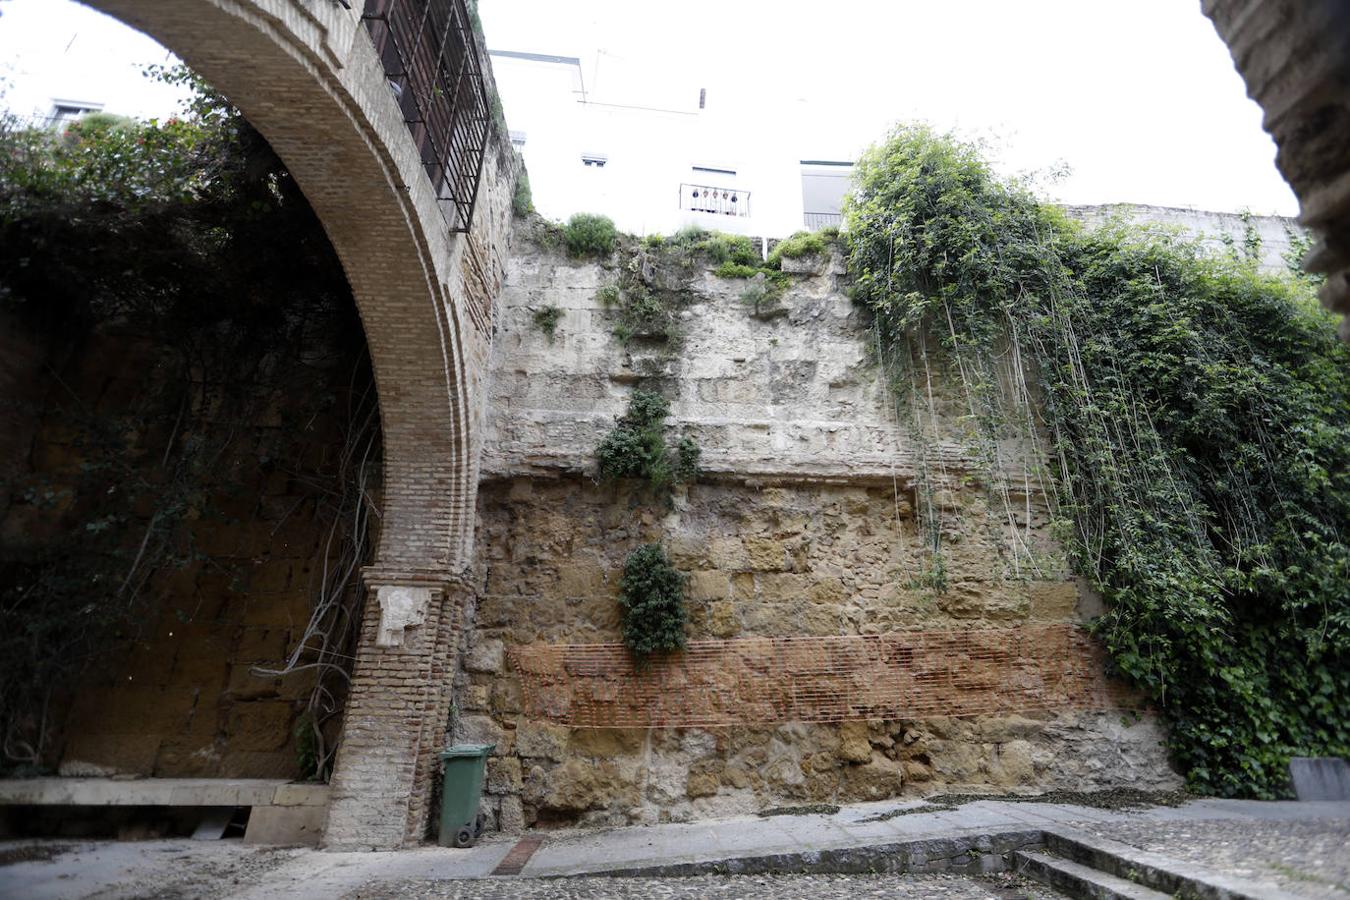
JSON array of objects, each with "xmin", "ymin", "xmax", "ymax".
[
  {"xmin": 846, "ymin": 124, "xmax": 1349, "ymax": 798},
  {"xmin": 562, "ymin": 212, "xmax": 618, "ymax": 258}
]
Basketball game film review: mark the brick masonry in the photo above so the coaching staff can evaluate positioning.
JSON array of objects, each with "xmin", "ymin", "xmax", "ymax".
[{"xmin": 81, "ymin": 0, "xmax": 517, "ymax": 848}]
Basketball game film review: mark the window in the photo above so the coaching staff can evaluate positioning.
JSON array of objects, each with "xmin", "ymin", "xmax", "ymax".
[{"xmin": 49, "ymin": 100, "xmax": 102, "ymax": 130}]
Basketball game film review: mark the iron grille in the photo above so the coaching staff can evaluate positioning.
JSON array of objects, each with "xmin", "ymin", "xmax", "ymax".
[{"xmin": 362, "ymin": 0, "xmax": 491, "ymax": 232}]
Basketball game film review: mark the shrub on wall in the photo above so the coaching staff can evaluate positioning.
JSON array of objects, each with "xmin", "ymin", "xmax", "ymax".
[
  {"xmin": 596, "ymin": 389, "xmax": 699, "ymax": 492},
  {"xmin": 563, "ymin": 212, "xmax": 617, "ymax": 258},
  {"xmin": 618, "ymin": 543, "xmax": 688, "ymax": 665},
  {"xmin": 846, "ymin": 123, "xmax": 1350, "ymax": 798}
]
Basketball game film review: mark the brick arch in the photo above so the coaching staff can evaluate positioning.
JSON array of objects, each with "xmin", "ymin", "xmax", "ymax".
[
  {"xmin": 86, "ymin": 0, "xmax": 487, "ymax": 576},
  {"xmin": 82, "ymin": 0, "xmax": 513, "ymax": 848}
]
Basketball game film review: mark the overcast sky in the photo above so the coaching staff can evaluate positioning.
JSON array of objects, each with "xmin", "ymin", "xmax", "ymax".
[{"xmin": 0, "ymin": 0, "xmax": 1300, "ymax": 216}]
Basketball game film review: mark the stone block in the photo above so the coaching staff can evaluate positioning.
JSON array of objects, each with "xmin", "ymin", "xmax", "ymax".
[
  {"xmin": 570, "ymin": 728, "xmax": 645, "ymax": 758},
  {"xmin": 486, "ymin": 757, "xmax": 523, "ymax": 794},
  {"xmin": 836, "ymin": 721, "xmax": 872, "ymax": 764},
  {"xmin": 687, "ymin": 570, "xmax": 729, "ymax": 601},
  {"xmin": 244, "ymin": 804, "xmax": 325, "ymax": 846},
  {"xmin": 498, "ymin": 795, "xmax": 525, "ymax": 833},
  {"xmin": 271, "ymin": 783, "xmax": 330, "ymax": 807},
  {"xmin": 1289, "ymin": 757, "xmax": 1350, "ymax": 801},
  {"xmin": 685, "ymin": 772, "xmax": 718, "ymax": 798},
  {"xmin": 1027, "ymin": 580, "xmax": 1079, "ymax": 620},
  {"xmin": 743, "ymin": 537, "xmax": 789, "ymax": 572},
  {"xmin": 516, "ymin": 721, "xmax": 569, "ymax": 761},
  {"xmin": 465, "ymin": 638, "xmax": 505, "ymax": 673}
]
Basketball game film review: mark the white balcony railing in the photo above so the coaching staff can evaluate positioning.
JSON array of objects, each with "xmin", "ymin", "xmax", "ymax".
[{"xmin": 680, "ymin": 182, "xmax": 749, "ymax": 218}]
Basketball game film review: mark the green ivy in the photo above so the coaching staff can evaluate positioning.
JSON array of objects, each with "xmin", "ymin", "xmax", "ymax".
[
  {"xmin": 618, "ymin": 543, "xmax": 688, "ymax": 665},
  {"xmin": 846, "ymin": 124, "xmax": 1350, "ymax": 798}
]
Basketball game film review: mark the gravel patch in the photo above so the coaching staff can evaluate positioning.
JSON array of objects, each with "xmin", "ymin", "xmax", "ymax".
[
  {"xmin": 344, "ymin": 873, "xmax": 1058, "ymax": 900},
  {"xmin": 1075, "ymin": 816, "xmax": 1350, "ymax": 899}
]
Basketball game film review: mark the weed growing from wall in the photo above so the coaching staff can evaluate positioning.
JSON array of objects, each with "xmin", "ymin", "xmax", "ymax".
[
  {"xmin": 847, "ymin": 124, "xmax": 1350, "ymax": 798},
  {"xmin": 512, "ymin": 158, "xmax": 533, "ymax": 217},
  {"xmin": 532, "ymin": 305, "xmax": 562, "ymax": 341},
  {"xmin": 618, "ymin": 542, "xmax": 687, "ymax": 666}
]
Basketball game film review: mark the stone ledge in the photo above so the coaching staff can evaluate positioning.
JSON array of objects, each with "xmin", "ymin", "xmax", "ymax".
[{"xmin": 0, "ymin": 777, "xmax": 328, "ymax": 810}]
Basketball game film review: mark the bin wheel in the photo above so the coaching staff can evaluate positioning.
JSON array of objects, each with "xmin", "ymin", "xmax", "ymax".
[
  {"xmin": 474, "ymin": 813, "xmax": 488, "ymax": 837},
  {"xmin": 453, "ymin": 826, "xmax": 474, "ymax": 848}
]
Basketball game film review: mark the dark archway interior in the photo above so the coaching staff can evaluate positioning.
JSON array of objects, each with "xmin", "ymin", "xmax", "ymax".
[{"xmin": 0, "ymin": 84, "xmax": 379, "ymax": 782}]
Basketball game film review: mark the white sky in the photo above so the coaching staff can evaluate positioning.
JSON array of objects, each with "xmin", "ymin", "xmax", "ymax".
[{"xmin": 0, "ymin": 0, "xmax": 1300, "ymax": 217}]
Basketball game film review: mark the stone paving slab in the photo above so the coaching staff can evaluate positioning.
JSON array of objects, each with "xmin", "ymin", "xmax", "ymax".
[{"xmin": 1, "ymin": 798, "xmax": 1346, "ymax": 899}]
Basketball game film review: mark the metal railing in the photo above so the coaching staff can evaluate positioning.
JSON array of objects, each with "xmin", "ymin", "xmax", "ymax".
[
  {"xmin": 804, "ymin": 211, "xmax": 843, "ymax": 230},
  {"xmin": 362, "ymin": 0, "xmax": 491, "ymax": 232},
  {"xmin": 679, "ymin": 182, "xmax": 750, "ymax": 218}
]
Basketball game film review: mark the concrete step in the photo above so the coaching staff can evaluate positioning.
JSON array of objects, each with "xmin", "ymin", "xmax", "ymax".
[
  {"xmin": 1013, "ymin": 849, "xmax": 1171, "ymax": 900},
  {"xmin": 1042, "ymin": 828, "xmax": 1303, "ymax": 900}
]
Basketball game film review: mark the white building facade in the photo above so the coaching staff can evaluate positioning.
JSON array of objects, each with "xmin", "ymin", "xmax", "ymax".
[{"xmin": 490, "ymin": 49, "xmax": 852, "ymax": 241}]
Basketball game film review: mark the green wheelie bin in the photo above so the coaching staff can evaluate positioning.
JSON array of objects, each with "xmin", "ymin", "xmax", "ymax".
[{"xmin": 437, "ymin": 743, "xmax": 495, "ymax": 848}]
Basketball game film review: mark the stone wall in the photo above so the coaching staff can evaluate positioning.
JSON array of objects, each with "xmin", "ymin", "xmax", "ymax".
[
  {"xmin": 1063, "ymin": 203, "xmax": 1302, "ymax": 275},
  {"xmin": 456, "ymin": 226, "xmax": 1179, "ymax": 831}
]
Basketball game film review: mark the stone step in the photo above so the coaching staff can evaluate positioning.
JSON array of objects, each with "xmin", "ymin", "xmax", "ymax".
[
  {"xmin": 1041, "ymin": 828, "xmax": 1303, "ymax": 900},
  {"xmin": 1013, "ymin": 849, "xmax": 1171, "ymax": 900}
]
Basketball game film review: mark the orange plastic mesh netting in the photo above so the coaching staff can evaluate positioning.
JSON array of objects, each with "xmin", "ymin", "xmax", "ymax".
[{"xmin": 505, "ymin": 624, "xmax": 1136, "ymax": 728}]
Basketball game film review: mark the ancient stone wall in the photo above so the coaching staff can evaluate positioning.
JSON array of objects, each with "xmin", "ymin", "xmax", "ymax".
[{"xmin": 456, "ymin": 226, "xmax": 1180, "ymax": 831}]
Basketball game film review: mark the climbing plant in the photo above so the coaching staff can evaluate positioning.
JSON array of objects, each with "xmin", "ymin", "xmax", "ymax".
[{"xmin": 846, "ymin": 124, "xmax": 1350, "ymax": 798}]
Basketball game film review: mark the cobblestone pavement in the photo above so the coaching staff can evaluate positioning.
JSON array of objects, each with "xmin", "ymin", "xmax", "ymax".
[
  {"xmin": 344, "ymin": 873, "xmax": 1058, "ymax": 899},
  {"xmin": 1075, "ymin": 816, "xmax": 1350, "ymax": 899}
]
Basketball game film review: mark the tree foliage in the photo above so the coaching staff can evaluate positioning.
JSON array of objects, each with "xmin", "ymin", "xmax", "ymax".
[{"xmin": 847, "ymin": 124, "xmax": 1350, "ymax": 798}]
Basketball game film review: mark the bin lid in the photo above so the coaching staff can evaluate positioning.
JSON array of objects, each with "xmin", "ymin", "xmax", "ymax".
[{"xmin": 440, "ymin": 743, "xmax": 496, "ymax": 759}]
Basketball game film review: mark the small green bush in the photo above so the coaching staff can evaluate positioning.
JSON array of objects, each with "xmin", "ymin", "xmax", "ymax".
[
  {"xmin": 671, "ymin": 226, "xmax": 759, "ymax": 267},
  {"xmin": 739, "ymin": 273, "xmax": 788, "ymax": 316},
  {"xmin": 618, "ymin": 543, "xmax": 687, "ymax": 665},
  {"xmin": 532, "ymin": 305, "xmax": 561, "ymax": 340},
  {"xmin": 563, "ymin": 212, "xmax": 617, "ymax": 257},
  {"xmin": 673, "ymin": 436, "xmax": 701, "ymax": 482},
  {"xmin": 596, "ymin": 389, "xmax": 698, "ymax": 492},
  {"xmin": 767, "ymin": 229, "xmax": 835, "ymax": 268},
  {"xmin": 714, "ymin": 261, "xmax": 759, "ymax": 279}
]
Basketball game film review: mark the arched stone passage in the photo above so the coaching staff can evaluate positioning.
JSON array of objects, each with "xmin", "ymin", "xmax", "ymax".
[
  {"xmin": 81, "ymin": 0, "xmax": 515, "ymax": 848},
  {"xmin": 1204, "ymin": 0, "xmax": 1350, "ymax": 338}
]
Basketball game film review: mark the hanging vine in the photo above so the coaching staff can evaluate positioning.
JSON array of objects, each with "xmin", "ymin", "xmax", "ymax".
[{"xmin": 846, "ymin": 124, "xmax": 1350, "ymax": 798}]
